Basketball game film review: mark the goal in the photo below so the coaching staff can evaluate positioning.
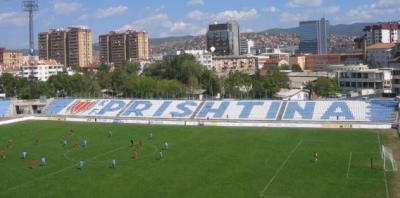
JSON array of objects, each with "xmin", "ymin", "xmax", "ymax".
[{"xmin": 382, "ymin": 145, "xmax": 397, "ymax": 171}]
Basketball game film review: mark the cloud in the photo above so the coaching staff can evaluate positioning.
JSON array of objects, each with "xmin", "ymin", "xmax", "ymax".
[
  {"xmin": 241, "ymin": 28, "xmax": 255, "ymax": 33},
  {"xmin": 286, "ymin": 0, "xmax": 323, "ymax": 7},
  {"xmin": 170, "ymin": 22, "xmax": 188, "ymax": 32},
  {"xmin": 346, "ymin": 0, "xmax": 400, "ymax": 20},
  {"xmin": 317, "ymin": 6, "xmax": 340, "ymax": 14},
  {"xmin": 279, "ymin": 12, "xmax": 309, "ymax": 22},
  {"xmin": 120, "ymin": 13, "xmax": 205, "ymax": 37},
  {"xmin": 78, "ymin": 14, "xmax": 89, "ymax": 21},
  {"xmin": 262, "ymin": 6, "xmax": 280, "ymax": 13},
  {"xmin": 215, "ymin": 8, "xmax": 258, "ymax": 21},
  {"xmin": 94, "ymin": 6, "xmax": 128, "ymax": 19},
  {"xmin": 121, "ymin": 13, "xmax": 173, "ymax": 32},
  {"xmin": 187, "ymin": 0, "xmax": 204, "ymax": 6},
  {"xmin": 0, "ymin": 12, "xmax": 27, "ymax": 27},
  {"xmin": 53, "ymin": 2, "xmax": 83, "ymax": 15},
  {"xmin": 186, "ymin": 10, "xmax": 213, "ymax": 21},
  {"xmin": 186, "ymin": 9, "xmax": 257, "ymax": 21}
]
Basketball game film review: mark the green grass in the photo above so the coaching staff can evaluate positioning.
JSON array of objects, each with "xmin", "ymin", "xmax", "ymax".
[{"xmin": 0, "ymin": 121, "xmax": 396, "ymax": 198}]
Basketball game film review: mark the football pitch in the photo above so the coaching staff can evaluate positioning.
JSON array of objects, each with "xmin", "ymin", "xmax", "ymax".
[{"xmin": 0, "ymin": 120, "xmax": 397, "ymax": 198}]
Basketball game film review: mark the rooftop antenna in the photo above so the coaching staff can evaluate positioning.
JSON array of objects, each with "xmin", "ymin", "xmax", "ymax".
[{"xmin": 22, "ymin": 0, "xmax": 38, "ymax": 63}]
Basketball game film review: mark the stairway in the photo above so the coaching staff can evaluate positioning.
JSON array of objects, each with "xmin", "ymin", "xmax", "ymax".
[
  {"xmin": 190, "ymin": 100, "xmax": 206, "ymax": 120},
  {"xmin": 277, "ymin": 101, "xmax": 288, "ymax": 120},
  {"xmin": 116, "ymin": 100, "xmax": 134, "ymax": 117}
]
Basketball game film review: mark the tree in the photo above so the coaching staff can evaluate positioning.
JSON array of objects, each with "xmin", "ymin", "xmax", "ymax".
[
  {"xmin": 165, "ymin": 53, "xmax": 205, "ymax": 85},
  {"xmin": 110, "ymin": 68, "xmax": 132, "ymax": 97},
  {"xmin": 291, "ymin": 64, "xmax": 303, "ymax": 72},
  {"xmin": 47, "ymin": 74, "xmax": 72, "ymax": 97},
  {"xmin": 71, "ymin": 65, "xmax": 83, "ymax": 73},
  {"xmin": 279, "ymin": 64, "xmax": 291, "ymax": 70},
  {"xmin": 98, "ymin": 63, "xmax": 110, "ymax": 73},
  {"xmin": 121, "ymin": 60, "xmax": 140, "ymax": 76},
  {"xmin": 314, "ymin": 77, "xmax": 338, "ymax": 98}
]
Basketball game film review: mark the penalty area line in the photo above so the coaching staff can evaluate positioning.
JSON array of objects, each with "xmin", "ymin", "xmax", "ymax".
[{"xmin": 259, "ymin": 140, "xmax": 302, "ymax": 197}]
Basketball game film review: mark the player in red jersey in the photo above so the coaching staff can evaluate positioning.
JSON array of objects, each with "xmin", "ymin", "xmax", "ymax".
[
  {"xmin": 1, "ymin": 148, "xmax": 6, "ymax": 158},
  {"xmin": 7, "ymin": 139, "xmax": 12, "ymax": 148},
  {"xmin": 74, "ymin": 140, "xmax": 80, "ymax": 147},
  {"xmin": 35, "ymin": 138, "xmax": 40, "ymax": 145},
  {"xmin": 133, "ymin": 150, "xmax": 138, "ymax": 158},
  {"xmin": 31, "ymin": 159, "xmax": 36, "ymax": 169},
  {"xmin": 139, "ymin": 140, "xmax": 143, "ymax": 149}
]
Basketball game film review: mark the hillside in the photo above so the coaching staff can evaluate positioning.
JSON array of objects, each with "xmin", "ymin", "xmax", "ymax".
[{"xmin": 261, "ymin": 22, "xmax": 372, "ymax": 36}]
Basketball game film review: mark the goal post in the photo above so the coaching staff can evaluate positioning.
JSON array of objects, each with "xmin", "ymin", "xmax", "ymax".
[{"xmin": 382, "ymin": 145, "xmax": 397, "ymax": 171}]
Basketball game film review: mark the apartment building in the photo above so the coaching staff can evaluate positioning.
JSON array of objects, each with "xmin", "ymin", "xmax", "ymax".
[
  {"xmin": 363, "ymin": 22, "xmax": 400, "ymax": 46},
  {"xmin": 38, "ymin": 26, "xmax": 93, "ymax": 67},
  {"xmin": 289, "ymin": 55, "xmax": 306, "ymax": 70},
  {"xmin": 366, "ymin": 43, "xmax": 395, "ymax": 68},
  {"xmin": 212, "ymin": 55, "xmax": 258, "ymax": 75},
  {"xmin": 162, "ymin": 50, "xmax": 213, "ymax": 69},
  {"xmin": 99, "ymin": 30, "xmax": 149, "ymax": 67},
  {"xmin": 239, "ymin": 39, "xmax": 254, "ymax": 55},
  {"xmin": 67, "ymin": 27, "xmax": 92, "ymax": 67},
  {"xmin": 0, "ymin": 48, "xmax": 23, "ymax": 65},
  {"xmin": 20, "ymin": 59, "xmax": 63, "ymax": 81},
  {"xmin": 337, "ymin": 69, "xmax": 392, "ymax": 93},
  {"xmin": 305, "ymin": 53, "xmax": 364, "ymax": 71}
]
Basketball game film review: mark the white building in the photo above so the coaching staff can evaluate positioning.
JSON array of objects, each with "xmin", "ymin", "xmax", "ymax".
[
  {"xmin": 163, "ymin": 50, "xmax": 213, "ymax": 70},
  {"xmin": 239, "ymin": 39, "xmax": 254, "ymax": 55},
  {"xmin": 274, "ymin": 89, "xmax": 309, "ymax": 100},
  {"xmin": 183, "ymin": 50, "xmax": 213, "ymax": 70},
  {"xmin": 363, "ymin": 22, "xmax": 400, "ymax": 46},
  {"xmin": 337, "ymin": 68, "xmax": 392, "ymax": 94},
  {"xmin": 20, "ymin": 59, "xmax": 63, "ymax": 81},
  {"xmin": 366, "ymin": 43, "xmax": 395, "ymax": 68}
]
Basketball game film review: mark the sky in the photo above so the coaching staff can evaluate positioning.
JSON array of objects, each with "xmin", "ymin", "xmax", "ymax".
[{"xmin": 0, "ymin": 0, "xmax": 399, "ymax": 49}]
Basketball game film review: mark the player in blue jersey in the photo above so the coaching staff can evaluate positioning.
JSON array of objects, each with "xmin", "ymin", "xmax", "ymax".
[
  {"xmin": 159, "ymin": 150, "xmax": 163, "ymax": 160},
  {"xmin": 111, "ymin": 158, "xmax": 116, "ymax": 168},
  {"xmin": 79, "ymin": 160, "xmax": 84, "ymax": 170},
  {"xmin": 164, "ymin": 142, "xmax": 169, "ymax": 150},
  {"xmin": 41, "ymin": 156, "xmax": 46, "ymax": 166},
  {"xmin": 21, "ymin": 151, "xmax": 27, "ymax": 159}
]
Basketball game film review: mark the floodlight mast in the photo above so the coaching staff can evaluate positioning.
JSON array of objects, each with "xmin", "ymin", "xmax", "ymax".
[
  {"xmin": 22, "ymin": 0, "xmax": 38, "ymax": 63},
  {"xmin": 22, "ymin": 0, "xmax": 38, "ymax": 99}
]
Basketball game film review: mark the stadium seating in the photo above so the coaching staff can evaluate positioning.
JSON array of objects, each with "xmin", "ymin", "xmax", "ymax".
[
  {"xmin": 120, "ymin": 100, "xmax": 201, "ymax": 118},
  {"xmin": 42, "ymin": 99, "xmax": 398, "ymax": 123},
  {"xmin": 194, "ymin": 101, "xmax": 282, "ymax": 120},
  {"xmin": 366, "ymin": 100, "xmax": 397, "ymax": 122},
  {"xmin": 45, "ymin": 99, "xmax": 75, "ymax": 115},
  {"xmin": 0, "ymin": 100, "xmax": 12, "ymax": 117}
]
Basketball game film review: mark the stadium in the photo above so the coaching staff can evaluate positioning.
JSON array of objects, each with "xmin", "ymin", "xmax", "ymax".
[{"xmin": 0, "ymin": 98, "xmax": 399, "ymax": 197}]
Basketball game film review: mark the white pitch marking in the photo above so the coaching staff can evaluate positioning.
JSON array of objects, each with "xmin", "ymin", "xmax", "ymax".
[
  {"xmin": 260, "ymin": 140, "xmax": 302, "ymax": 197},
  {"xmin": 347, "ymin": 152, "xmax": 353, "ymax": 179}
]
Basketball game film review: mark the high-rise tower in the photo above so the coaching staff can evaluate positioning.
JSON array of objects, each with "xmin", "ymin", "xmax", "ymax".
[
  {"xmin": 206, "ymin": 20, "xmax": 240, "ymax": 56},
  {"xmin": 298, "ymin": 18, "xmax": 330, "ymax": 54}
]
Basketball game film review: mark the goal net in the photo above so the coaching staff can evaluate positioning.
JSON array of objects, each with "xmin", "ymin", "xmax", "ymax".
[{"xmin": 382, "ymin": 145, "xmax": 397, "ymax": 171}]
